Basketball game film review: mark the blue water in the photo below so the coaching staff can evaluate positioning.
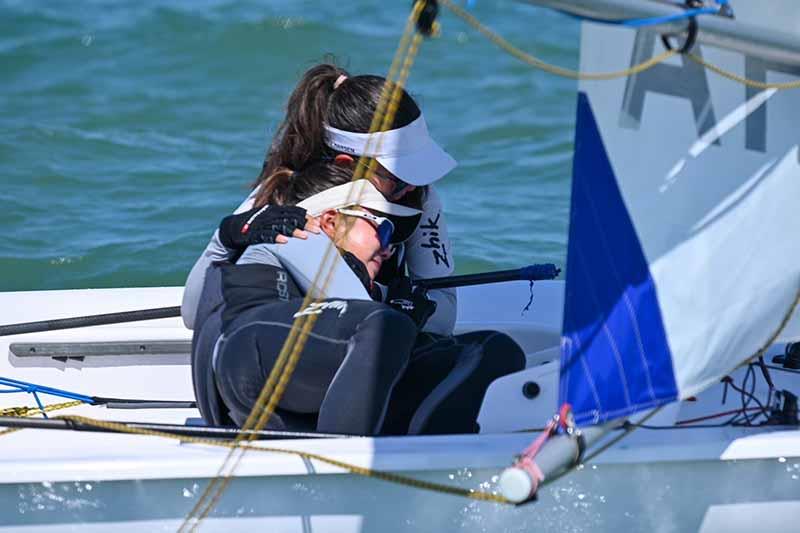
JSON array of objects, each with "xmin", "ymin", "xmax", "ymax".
[{"xmin": 0, "ymin": 0, "xmax": 579, "ymax": 292}]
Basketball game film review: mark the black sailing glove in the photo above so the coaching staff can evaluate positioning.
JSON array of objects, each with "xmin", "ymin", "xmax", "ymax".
[
  {"xmin": 218, "ymin": 205, "xmax": 308, "ymax": 250},
  {"xmin": 386, "ymin": 276, "xmax": 437, "ymax": 330}
]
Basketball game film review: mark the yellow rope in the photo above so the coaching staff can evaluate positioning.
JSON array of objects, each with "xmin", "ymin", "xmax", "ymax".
[
  {"xmin": 748, "ymin": 284, "xmax": 800, "ymax": 363},
  {"xmin": 0, "ymin": 400, "xmax": 85, "ymax": 436},
  {"xmin": 0, "ymin": 408, "xmax": 509, "ymax": 502},
  {"xmin": 1, "ymin": 2, "xmax": 795, "ymax": 522},
  {"xmin": 686, "ymin": 53, "xmax": 800, "ymax": 90},
  {"xmin": 439, "ymin": 0, "xmax": 678, "ymax": 80},
  {"xmin": 180, "ymin": 3, "xmax": 430, "ymax": 530},
  {"xmin": 58, "ymin": 414, "xmax": 510, "ymax": 504},
  {"xmin": 441, "ymin": 0, "xmax": 800, "ymax": 90},
  {"xmin": 350, "ymin": 34, "xmax": 425, "ymax": 195},
  {"xmin": 0, "ymin": 400, "xmax": 83, "ymax": 418}
]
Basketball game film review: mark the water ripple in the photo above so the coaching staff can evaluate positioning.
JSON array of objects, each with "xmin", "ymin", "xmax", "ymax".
[{"xmin": 0, "ymin": 0, "xmax": 578, "ymax": 290}]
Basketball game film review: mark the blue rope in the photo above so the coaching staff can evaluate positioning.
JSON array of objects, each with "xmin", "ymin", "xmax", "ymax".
[
  {"xmin": 521, "ymin": 281, "xmax": 535, "ymax": 316},
  {"xmin": 517, "ymin": 264, "xmax": 560, "ymax": 316},
  {"xmin": 31, "ymin": 391, "xmax": 47, "ymax": 418},
  {"xmin": 0, "ymin": 377, "xmax": 95, "ymax": 411},
  {"xmin": 559, "ymin": 1, "xmax": 728, "ymax": 29},
  {"xmin": 619, "ymin": 6, "xmax": 719, "ymax": 28}
]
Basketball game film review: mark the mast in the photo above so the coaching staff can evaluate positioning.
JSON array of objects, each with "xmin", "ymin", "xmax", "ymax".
[{"xmin": 518, "ymin": 0, "xmax": 800, "ymax": 66}]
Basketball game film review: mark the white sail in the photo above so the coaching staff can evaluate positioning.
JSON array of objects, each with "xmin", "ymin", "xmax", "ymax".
[{"xmin": 559, "ymin": 0, "xmax": 800, "ymax": 424}]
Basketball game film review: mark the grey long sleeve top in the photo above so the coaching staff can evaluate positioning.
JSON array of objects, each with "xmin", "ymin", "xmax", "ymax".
[{"xmin": 181, "ymin": 185, "xmax": 457, "ymax": 335}]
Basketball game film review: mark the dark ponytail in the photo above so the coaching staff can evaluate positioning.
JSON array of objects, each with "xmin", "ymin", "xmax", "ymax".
[
  {"xmin": 253, "ymin": 168, "xmax": 294, "ymax": 208},
  {"xmin": 256, "ymin": 63, "xmax": 423, "ymax": 187},
  {"xmin": 258, "ymin": 64, "xmax": 349, "ymax": 185}
]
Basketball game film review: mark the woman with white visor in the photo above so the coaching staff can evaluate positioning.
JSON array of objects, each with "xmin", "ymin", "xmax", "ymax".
[
  {"xmin": 191, "ymin": 161, "xmax": 524, "ymax": 435},
  {"xmin": 182, "ymin": 64, "xmax": 458, "ymax": 338}
]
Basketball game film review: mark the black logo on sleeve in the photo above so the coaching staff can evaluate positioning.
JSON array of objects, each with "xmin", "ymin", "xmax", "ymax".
[{"xmin": 419, "ymin": 213, "xmax": 450, "ymax": 268}]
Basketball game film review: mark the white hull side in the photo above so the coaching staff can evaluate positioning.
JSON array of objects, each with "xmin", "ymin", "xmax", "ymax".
[
  {"xmin": 2, "ymin": 453, "xmax": 798, "ymax": 532},
  {"xmin": 1, "ymin": 284, "xmax": 798, "ymax": 531}
]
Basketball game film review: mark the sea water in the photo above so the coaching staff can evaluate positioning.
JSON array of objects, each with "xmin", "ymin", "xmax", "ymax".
[{"xmin": 0, "ymin": 0, "xmax": 579, "ymax": 292}]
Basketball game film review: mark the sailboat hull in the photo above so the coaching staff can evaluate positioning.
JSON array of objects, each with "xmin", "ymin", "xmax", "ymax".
[
  {"xmin": 1, "ymin": 440, "xmax": 798, "ymax": 532},
  {"xmin": 0, "ymin": 284, "xmax": 798, "ymax": 532}
]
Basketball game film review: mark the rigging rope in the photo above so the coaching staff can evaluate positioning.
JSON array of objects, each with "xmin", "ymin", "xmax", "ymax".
[
  {"xmin": 0, "ymin": 392, "xmax": 509, "ymax": 504},
  {"xmin": 0, "ymin": 400, "xmax": 84, "ymax": 418},
  {"xmin": 0, "ymin": 376, "xmax": 93, "ymax": 418},
  {"xmin": 0, "ymin": 400, "xmax": 84, "ymax": 436},
  {"xmin": 1, "ymin": 290, "xmax": 795, "ymax": 506},
  {"xmin": 439, "ymin": 0, "xmax": 679, "ymax": 80},
  {"xmin": 180, "ymin": 3, "xmax": 432, "ymax": 531},
  {"xmin": 1, "ymin": 0, "xmax": 797, "ymax": 522},
  {"xmin": 178, "ymin": 3, "xmax": 800, "ymax": 522},
  {"xmin": 556, "ymin": 1, "xmax": 731, "ymax": 29},
  {"xmin": 745, "ymin": 285, "xmax": 800, "ymax": 366},
  {"xmin": 685, "ymin": 53, "xmax": 800, "ymax": 90},
  {"xmin": 440, "ymin": 0, "xmax": 800, "ymax": 89},
  {"xmin": 0, "ymin": 406, "xmax": 510, "ymax": 501},
  {"xmin": 60, "ymin": 414, "xmax": 510, "ymax": 504}
]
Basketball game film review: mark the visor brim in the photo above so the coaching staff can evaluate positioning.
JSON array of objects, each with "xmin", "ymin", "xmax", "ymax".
[
  {"xmin": 376, "ymin": 140, "xmax": 457, "ymax": 187},
  {"xmin": 298, "ymin": 179, "xmax": 422, "ymax": 218}
]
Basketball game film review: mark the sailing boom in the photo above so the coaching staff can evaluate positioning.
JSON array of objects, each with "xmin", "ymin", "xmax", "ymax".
[{"xmin": 519, "ymin": 0, "xmax": 800, "ymax": 65}]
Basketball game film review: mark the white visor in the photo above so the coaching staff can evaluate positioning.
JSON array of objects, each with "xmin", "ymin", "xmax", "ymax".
[
  {"xmin": 324, "ymin": 114, "xmax": 457, "ymax": 186},
  {"xmin": 297, "ymin": 179, "xmax": 421, "ymax": 218}
]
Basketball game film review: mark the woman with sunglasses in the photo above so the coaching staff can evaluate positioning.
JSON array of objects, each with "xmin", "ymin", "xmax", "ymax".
[
  {"xmin": 193, "ymin": 161, "xmax": 424, "ymax": 434},
  {"xmin": 192, "ymin": 161, "xmax": 524, "ymax": 435},
  {"xmin": 182, "ymin": 64, "xmax": 458, "ymax": 339}
]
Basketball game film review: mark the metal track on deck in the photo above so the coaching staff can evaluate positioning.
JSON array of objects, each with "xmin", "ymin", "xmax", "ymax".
[{"xmin": 10, "ymin": 340, "xmax": 191, "ymax": 360}]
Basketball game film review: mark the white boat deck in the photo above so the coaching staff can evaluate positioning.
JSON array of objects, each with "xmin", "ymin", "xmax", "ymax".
[{"xmin": 0, "ymin": 282, "xmax": 798, "ymax": 532}]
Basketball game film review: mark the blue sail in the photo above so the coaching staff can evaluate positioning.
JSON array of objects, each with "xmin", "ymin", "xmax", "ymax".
[
  {"xmin": 560, "ymin": 93, "xmax": 678, "ymax": 426},
  {"xmin": 560, "ymin": 21, "xmax": 800, "ymax": 426}
]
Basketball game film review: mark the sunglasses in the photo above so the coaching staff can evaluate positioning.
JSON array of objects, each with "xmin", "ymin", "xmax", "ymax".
[
  {"xmin": 336, "ymin": 208, "xmax": 395, "ymax": 250},
  {"xmin": 378, "ymin": 173, "xmax": 412, "ymax": 198}
]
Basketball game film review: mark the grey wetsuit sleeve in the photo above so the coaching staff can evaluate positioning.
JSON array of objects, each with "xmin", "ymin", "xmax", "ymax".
[
  {"xmin": 255, "ymin": 232, "xmax": 371, "ymax": 301},
  {"xmin": 236, "ymin": 244, "xmax": 282, "ymax": 268},
  {"xmin": 405, "ymin": 186, "xmax": 457, "ymax": 336},
  {"xmin": 181, "ymin": 189, "xmax": 259, "ymax": 330}
]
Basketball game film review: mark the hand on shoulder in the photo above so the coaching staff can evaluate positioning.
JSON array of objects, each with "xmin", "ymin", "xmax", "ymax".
[{"xmin": 219, "ymin": 205, "xmax": 320, "ymax": 250}]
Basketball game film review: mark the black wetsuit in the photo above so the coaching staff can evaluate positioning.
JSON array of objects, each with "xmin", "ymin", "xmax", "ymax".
[
  {"xmin": 191, "ymin": 245, "xmax": 525, "ymax": 435},
  {"xmin": 218, "ymin": 297, "xmax": 416, "ymax": 434}
]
